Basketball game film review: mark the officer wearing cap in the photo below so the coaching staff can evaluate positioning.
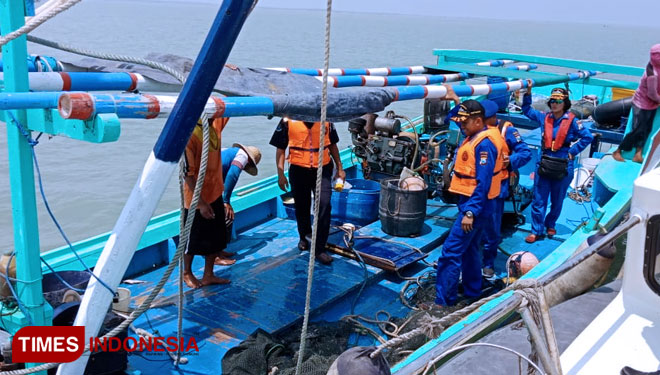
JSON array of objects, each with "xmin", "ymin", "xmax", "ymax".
[
  {"xmin": 480, "ymin": 100, "xmax": 532, "ymax": 277},
  {"xmin": 434, "ymin": 100, "xmax": 506, "ymax": 307},
  {"xmin": 522, "ymin": 86, "xmax": 593, "ymax": 243}
]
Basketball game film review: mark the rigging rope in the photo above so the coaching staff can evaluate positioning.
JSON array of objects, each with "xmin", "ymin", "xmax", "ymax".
[
  {"xmin": 294, "ymin": 0, "xmax": 333, "ymax": 373},
  {"xmin": 0, "ymin": 0, "xmax": 82, "ymax": 47},
  {"xmin": 0, "ymin": 29, "xmax": 215, "ymax": 375},
  {"xmin": 422, "ymin": 342, "xmax": 546, "ymax": 375},
  {"xmin": 26, "ymin": 35, "xmax": 186, "ymax": 83},
  {"xmin": 369, "ymin": 278, "xmax": 541, "ymax": 359}
]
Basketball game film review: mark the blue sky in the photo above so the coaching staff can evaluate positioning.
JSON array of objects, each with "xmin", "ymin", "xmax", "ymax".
[{"xmin": 255, "ymin": 0, "xmax": 659, "ymax": 28}]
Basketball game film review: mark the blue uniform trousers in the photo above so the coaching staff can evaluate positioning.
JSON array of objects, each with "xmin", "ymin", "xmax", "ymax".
[
  {"xmin": 530, "ymin": 167, "xmax": 572, "ymax": 236},
  {"xmin": 482, "ymin": 196, "xmax": 505, "ymax": 269},
  {"xmin": 435, "ymin": 212, "xmax": 485, "ymax": 306}
]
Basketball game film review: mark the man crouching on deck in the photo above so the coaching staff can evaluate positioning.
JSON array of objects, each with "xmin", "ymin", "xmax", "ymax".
[{"xmin": 433, "ymin": 100, "xmax": 505, "ymax": 307}]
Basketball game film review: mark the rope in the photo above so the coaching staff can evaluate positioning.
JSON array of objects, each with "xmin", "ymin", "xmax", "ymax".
[
  {"xmin": 175, "ymin": 155, "xmax": 187, "ymax": 366},
  {"xmin": 26, "ymin": 35, "xmax": 186, "ymax": 83},
  {"xmin": 0, "ymin": 0, "xmax": 82, "ymax": 48},
  {"xmin": 6, "ymin": 112, "xmax": 114, "ymax": 296},
  {"xmin": 515, "ymin": 285, "xmax": 544, "ymax": 374},
  {"xmin": 422, "ymin": 342, "xmax": 546, "ymax": 375},
  {"xmin": 294, "ymin": 0, "xmax": 333, "ymax": 373},
  {"xmin": 370, "ymin": 278, "xmax": 540, "ymax": 358},
  {"xmin": 0, "ymin": 115, "xmax": 212, "ymax": 375},
  {"xmin": 515, "ymin": 282, "xmax": 562, "ymax": 375}
]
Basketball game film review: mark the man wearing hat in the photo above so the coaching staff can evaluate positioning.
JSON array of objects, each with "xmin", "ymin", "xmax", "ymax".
[
  {"xmin": 522, "ymin": 86, "xmax": 593, "ymax": 243},
  {"xmin": 480, "ymin": 100, "xmax": 532, "ymax": 278},
  {"xmin": 215, "ymin": 143, "xmax": 262, "ymax": 265},
  {"xmin": 434, "ymin": 100, "xmax": 506, "ymax": 307}
]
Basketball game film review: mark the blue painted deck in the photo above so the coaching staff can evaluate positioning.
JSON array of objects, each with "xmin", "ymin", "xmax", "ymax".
[
  {"xmin": 120, "ymin": 191, "xmax": 575, "ymax": 374},
  {"xmin": 123, "ymin": 209, "xmax": 450, "ymax": 374}
]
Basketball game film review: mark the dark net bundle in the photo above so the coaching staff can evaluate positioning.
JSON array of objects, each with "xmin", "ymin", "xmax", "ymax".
[{"xmin": 221, "ymin": 321, "xmax": 356, "ymax": 375}]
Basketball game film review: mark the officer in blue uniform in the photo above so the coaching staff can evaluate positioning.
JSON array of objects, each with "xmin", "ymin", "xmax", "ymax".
[
  {"xmin": 480, "ymin": 100, "xmax": 532, "ymax": 277},
  {"xmin": 434, "ymin": 100, "xmax": 501, "ymax": 307},
  {"xmin": 522, "ymin": 87, "xmax": 593, "ymax": 243}
]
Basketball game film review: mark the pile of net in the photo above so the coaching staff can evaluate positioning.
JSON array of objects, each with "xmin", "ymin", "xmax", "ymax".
[{"xmin": 220, "ymin": 275, "xmax": 481, "ymax": 375}]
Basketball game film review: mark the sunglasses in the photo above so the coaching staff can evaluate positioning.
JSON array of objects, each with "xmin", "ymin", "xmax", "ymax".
[{"xmin": 549, "ymin": 99, "xmax": 564, "ymax": 104}]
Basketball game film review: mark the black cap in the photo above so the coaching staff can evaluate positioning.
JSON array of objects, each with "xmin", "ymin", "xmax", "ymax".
[{"xmin": 450, "ymin": 100, "xmax": 485, "ymax": 123}]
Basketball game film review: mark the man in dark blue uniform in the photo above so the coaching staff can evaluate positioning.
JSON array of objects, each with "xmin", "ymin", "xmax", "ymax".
[
  {"xmin": 480, "ymin": 100, "xmax": 532, "ymax": 277},
  {"xmin": 522, "ymin": 87, "xmax": 593, "ymax": 243},
  {"xmin": 434, "ymin": 100, "xmax": 503, "ymax": 307}
]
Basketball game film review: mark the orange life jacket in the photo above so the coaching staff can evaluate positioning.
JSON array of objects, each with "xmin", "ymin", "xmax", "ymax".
[
  {"xmin": 543, "ymin": 112, "xmax": 575, "ymax": 152},
  {"xmin": 498, "ymin": 121, "xmax": 512, "ymax": 181},
  {"xmin": 287, "ymin": 120, "xmax": 332, "ymax": 167},
  {"xmin": 449, "ymin": 127, "xmax": 505, "ymax": 199}
]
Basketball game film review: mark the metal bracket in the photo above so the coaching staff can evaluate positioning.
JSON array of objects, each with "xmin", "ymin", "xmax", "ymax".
[
  {"xmin": 584, "ymin": 207, "xmax": 606, "ymax": 233},
  {"xmin": 26, "ymin": 109, "xmax": 120, "ymax": 143}
]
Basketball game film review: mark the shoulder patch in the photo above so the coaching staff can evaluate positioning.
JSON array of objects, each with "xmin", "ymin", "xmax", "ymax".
[
  {"xmin": 577, "ymin": 122, "xmax": 584, "ymax": 130},
  {"xmin": 513, "ymin": 131, "xmax": 522, "ymax": 143},
  {"xmin": 479, "ymin": 151, "xmax": 488, "ymax": 165}
]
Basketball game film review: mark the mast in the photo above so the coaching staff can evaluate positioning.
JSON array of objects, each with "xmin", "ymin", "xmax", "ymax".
[{"xmin": 1, "ymin": 0, "xmax": 52, "ymax": 373}]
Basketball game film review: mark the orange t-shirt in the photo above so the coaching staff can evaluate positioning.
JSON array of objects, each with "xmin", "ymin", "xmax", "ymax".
[{"xmin": 183, "ymin": 118, "xmax": 228, "ymax": 209}]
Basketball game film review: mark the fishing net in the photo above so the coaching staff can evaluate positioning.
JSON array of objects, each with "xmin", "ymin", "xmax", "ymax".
[
  {"xmin": 220, "ymin": 273, "xmax": 489, "ymax": 375},
  {"xmin": 221, "ymin": 322, "xmax": 353, "ymax": 375}
]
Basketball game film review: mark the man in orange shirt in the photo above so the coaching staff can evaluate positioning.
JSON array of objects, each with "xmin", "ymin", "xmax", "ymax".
[{"xmin": 182, "ymin": 117, "xmax": 231, "ymax": 288}]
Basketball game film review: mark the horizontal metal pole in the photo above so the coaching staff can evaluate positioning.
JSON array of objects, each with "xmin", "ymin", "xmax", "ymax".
[
  {"xmin": 0, "ymin": 72, "xmax": 175, "ymax": 92},
  {"xmin": 266, "ymin": 59, "xmax": 515, "ymax": 77}
]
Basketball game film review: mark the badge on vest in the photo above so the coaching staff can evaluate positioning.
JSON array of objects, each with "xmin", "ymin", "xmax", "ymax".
[
  {"xmin": 462, "ymin": 151, "xmax": 469, "ymax": 161},
  {"xmin": 479, "ymin": 151, "xmax": 488, "ymax": 165}
]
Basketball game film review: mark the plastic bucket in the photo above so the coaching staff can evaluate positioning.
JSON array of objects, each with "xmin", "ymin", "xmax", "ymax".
[
  {"xmin": 570, "ymin": 167, "xmax": 591, "ymax": 189},
  {"xmin": 378, "ymin": 178, "xmax": 427, "ymax": 237},
  {"xmin": 331, "ymin": 179, "xmax": 380, "ymax": 225},
  {"xmin": 112, "ymin": 287, "xmax": 131, "ymax": 313},
  {"xmin": 581, "ymin": 157, "xmax": 600, "ymax": 173}
]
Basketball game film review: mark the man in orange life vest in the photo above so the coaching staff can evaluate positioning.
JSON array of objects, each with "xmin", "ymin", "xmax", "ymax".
[
  {"xmin": 522, "ymin": 86, "xmax": 593, "ymax": 243},
  {"xmin": 480, "ymin": 100, "xmax": 532, "ymax": 278},
  {"xmin": 270, "ymin": 118, "xmax": 346, "ymax": 265},
  {"xmin": 434, "ymin": 100, "xmax": 505, "ymax": 306}
]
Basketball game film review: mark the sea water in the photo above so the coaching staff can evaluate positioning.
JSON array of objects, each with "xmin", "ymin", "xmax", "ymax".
[{"xmin": 0, "ymin": 0, "xmax": 658, "ymax": 251}]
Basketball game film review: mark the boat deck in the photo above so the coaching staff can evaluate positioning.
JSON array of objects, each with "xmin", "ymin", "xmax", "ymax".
[{"xmin": 122, "ymin": 190, "xmax": 584, "ymax": 374}]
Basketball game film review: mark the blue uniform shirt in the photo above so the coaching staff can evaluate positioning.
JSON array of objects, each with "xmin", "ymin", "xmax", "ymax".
[
  {"xmin": 456, "ymin": 132, "xmax": 497, "ymax": 217},
  {"xmin": 522, "ymin": 94, "xmax": 593, "ymax": 169},
  {"xmin": 498, "ymin": 120, "xmax": 532, "ymax": 198}
]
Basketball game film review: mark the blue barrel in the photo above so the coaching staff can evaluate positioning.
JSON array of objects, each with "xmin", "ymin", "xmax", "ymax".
[
  {"xmin": 331, "ymin": 179, "xmax": 380, "ymax": 225},
  {"xmin": 487, "ymin": 76, "xmax": 509, "ymax": 111}
]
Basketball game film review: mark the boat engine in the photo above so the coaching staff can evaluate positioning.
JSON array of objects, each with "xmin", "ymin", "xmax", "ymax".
[
  {"xmin": 348, "ymin": 105, "xmax": 462, "ymax": 202},
  {"xmin": 348, "ymin": 111, "xmax": 419, "ymax": 181}
]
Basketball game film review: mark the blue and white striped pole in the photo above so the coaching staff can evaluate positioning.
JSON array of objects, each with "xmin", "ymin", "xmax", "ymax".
[
  {"xmin": 0, "ymin": 71, "xmax": 180, "ymax": 92},
  {"xmin": 319, "ymin": 64, "xmax": 537, "ymax": 88},
  {"xmin": 265, "ymin": 59, "xmax": 516, "ymax": 76},
  {"xmin": 57, "ymin": 0, "xmax": 256, "ymax": 374},
  {"xmin": 55, "ymin": 70, "xmax": 599, "ymax": 120}
]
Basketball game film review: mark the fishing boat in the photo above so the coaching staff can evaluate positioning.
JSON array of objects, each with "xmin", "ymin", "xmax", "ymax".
[{"xmin": 2, "ymin": 0, "xmax": 660, "ymax": 374}]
